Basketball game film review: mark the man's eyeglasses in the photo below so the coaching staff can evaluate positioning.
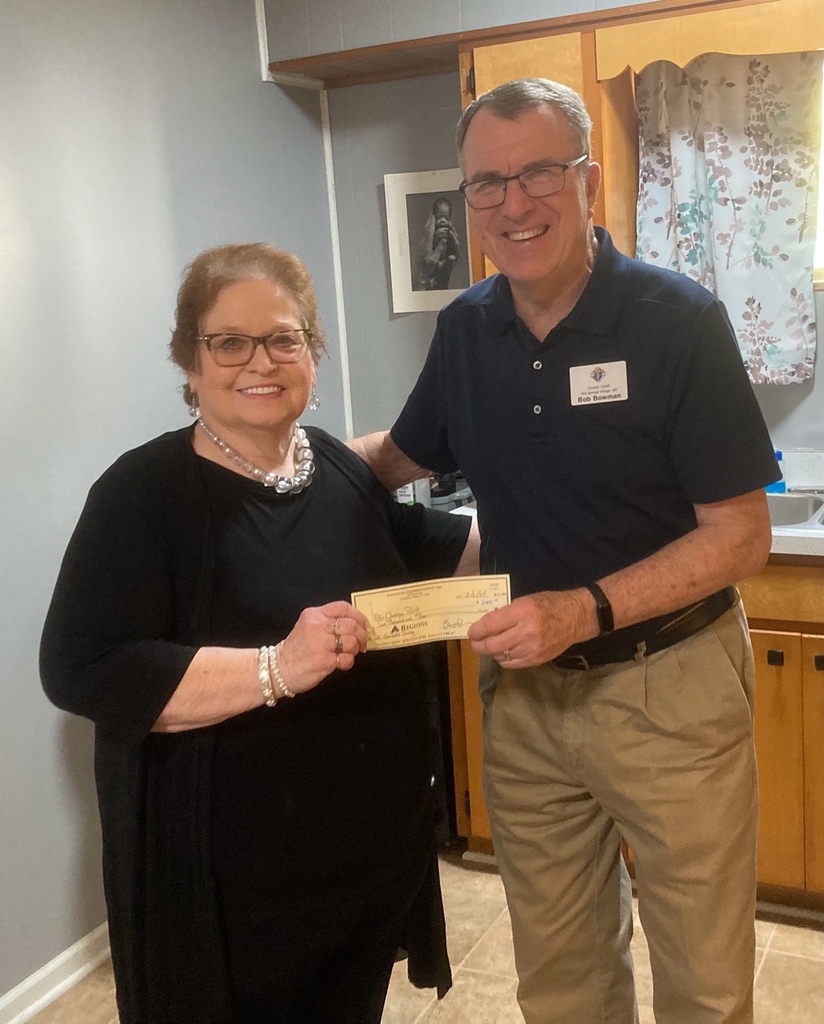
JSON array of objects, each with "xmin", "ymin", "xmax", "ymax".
[
  {"xmin": 198, "ymin": 330, "xmax": 312, "ymax": 367},
  {"xmin": 459, "ymin": 155, "xmax": 588, "ymax": 210}
]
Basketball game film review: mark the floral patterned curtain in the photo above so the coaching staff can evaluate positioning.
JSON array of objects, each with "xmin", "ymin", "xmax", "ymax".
[{"xmin": 635, "ymin": 52, "xmax": 822, "ymax": 384}]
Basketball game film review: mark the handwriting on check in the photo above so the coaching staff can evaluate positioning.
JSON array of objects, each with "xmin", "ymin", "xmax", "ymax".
[
  {"xmin": 350, "ymin": 575, "xmax": 511, "ymax": 650},
  {"xmin": 372, "ymin": 606, "xmax": 424, "ymax": 627}
]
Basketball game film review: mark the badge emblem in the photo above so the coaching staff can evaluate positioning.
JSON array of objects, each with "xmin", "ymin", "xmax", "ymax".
[{"xmin": 590, "ymin": 366, "xmax": 606, "ymax": 383}]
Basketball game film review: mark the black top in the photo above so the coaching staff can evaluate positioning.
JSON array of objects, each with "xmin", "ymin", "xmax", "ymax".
[
  {"xmin": 40, "ymin": 425, "xmax": 469, "ymax": 1024},
  {"xmin": 200, "ymin": 456, "xmax": 457, "ymax": 918},
  {"xmin": 392, "ymin": 229, "xmax": 779, "ymax": 599}
]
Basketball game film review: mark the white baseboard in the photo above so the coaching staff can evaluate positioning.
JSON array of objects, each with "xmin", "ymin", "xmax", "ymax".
[{"xmin": 0, "ymin": 923, "xmax": 110, "ymax": 1024}]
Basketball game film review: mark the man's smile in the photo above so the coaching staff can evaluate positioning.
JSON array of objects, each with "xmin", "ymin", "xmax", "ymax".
[{"xmin": 504, "ymin": 226, "xmax": 549, "ymax": 242}]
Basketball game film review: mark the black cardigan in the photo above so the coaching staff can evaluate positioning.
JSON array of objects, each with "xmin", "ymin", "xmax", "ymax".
[{"xmin": 40, "ymin": 425, "xmax": 460, "ymax": 1024}]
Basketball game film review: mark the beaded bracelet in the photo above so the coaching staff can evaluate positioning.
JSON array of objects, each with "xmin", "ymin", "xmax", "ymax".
[
  {"xmin": 257, "ymin": 645, "xmax": 278, "ymax": 708},
  {"xmin": 268, "ymin": 642, "xmax": 296, "ymax": 699}
]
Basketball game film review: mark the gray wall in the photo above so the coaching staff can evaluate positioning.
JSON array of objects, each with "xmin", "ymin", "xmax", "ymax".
[
  {"xmin": 329, "ymin": 73, "xmax": 464, "ymax": 434},
  {"xmin": 266, "ymin": 0, "xmax": 664, "ymax": 62},
  {"xmin": 0, "ymin": 0, "xmax": 344, "ymax": 998}
]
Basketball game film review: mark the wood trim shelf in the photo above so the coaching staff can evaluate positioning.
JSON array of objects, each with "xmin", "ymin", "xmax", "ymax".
[{"xmin": 268, "ymin": 0, "xmax": 772, "ymax": 89}]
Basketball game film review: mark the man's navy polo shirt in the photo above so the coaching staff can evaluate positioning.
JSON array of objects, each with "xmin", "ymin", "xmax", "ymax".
[{"xmin": 391, "ymin": 229, "xmax": 779, "ymax": 598}]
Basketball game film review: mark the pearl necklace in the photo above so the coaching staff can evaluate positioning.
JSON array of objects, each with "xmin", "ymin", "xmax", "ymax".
[{"xmin": 197, "ymin": 418, "xmax": 315, "ymax": 494}]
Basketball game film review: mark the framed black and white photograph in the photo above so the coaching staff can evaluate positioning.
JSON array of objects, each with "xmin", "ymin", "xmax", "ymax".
[{"xmin": 384, "ymin": 169, "xmax": 471, "ymax": 313}]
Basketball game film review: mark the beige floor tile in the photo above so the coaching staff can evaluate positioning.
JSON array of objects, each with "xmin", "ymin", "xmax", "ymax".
[
  {"xmin": 381, "ymin": 959, "xmax": 437, "ymax": 1024},
  {"xmin": 438, "ymin": 855, "xmax": 509, "ymax": 965},
  {"xmin": 768, "ymin": 921, "xmax": 824, "ymax": 961},
  {"xmin": 438, "ymin": 854, "xmax": 507, "ymax": 906},
  {"xmin": 755, "ymin": 917, "xmax": 776, "ymax": 949},
  {"xmin": 30, "ymin": 962, "xmax": 118, "ymax": 1024},
  {"xmin": 417, "ymin": 968, "xmax": 523, "ymax": 1024},
  {"xmin": 754, "ymin": 950, "xmax": 824, "ymax": 1024},
  {"xmin": 462, "ymin": 910, "xmax": 517, "ymax": 979}
]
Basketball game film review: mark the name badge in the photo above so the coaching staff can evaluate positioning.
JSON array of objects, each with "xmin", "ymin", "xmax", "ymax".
[{"xmin": 569, "ymin": 361, "xmax": 628, "ymax": 406}]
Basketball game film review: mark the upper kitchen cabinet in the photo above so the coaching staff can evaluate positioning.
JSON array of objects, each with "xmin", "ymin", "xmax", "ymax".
[
  {"xmin": 263, "ymin": 0, "xmax": 668, "ymax": 65},
  {"xmin": 265, "ymin": 0, "xmax": 768, "ymax": 87}
]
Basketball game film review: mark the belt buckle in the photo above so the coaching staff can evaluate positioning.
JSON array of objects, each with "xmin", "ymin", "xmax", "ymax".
[{"xmin": 558, "ymin": 653, "xmax": 590, "ymax": 671}]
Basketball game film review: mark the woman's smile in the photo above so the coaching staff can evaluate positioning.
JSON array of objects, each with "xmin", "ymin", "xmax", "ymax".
[{"xmin": 237, "ymin": 383, "xmax": 286, "ymax": 397}]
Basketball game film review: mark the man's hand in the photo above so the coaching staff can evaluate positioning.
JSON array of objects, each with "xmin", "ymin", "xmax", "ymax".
[{"xmin": 467, "ymin": 589, "xmax": 598, "ymax": 669}]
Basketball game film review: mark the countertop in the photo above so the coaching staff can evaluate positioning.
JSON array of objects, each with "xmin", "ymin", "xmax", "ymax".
[{"xmin": 770, "ymin": 526, "xmax": 824, "ymax": 558}]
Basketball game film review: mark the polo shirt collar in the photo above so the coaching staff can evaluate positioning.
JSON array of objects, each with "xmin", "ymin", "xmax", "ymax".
[{"xmin": 482, "ymin": 227, "xmax": 629, "ymax": 338}]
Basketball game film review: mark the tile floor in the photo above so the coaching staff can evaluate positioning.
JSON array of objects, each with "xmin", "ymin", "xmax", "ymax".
[{"xmin": 29, "ymin": 851, "xmax": 824, "ymax": 1024}]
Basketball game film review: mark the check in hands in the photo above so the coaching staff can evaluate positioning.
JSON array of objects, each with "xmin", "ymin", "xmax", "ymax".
[
  {"xmin": 275, "ymin": 588, "xmax": 599, "ymax": 688},
  {"xmin": 467, "ymin": 589, "xmax": 598, "ymax": 669},
  {"xmin": 277, "ymin": 601, "xmax": 370, "ymax": 694}
]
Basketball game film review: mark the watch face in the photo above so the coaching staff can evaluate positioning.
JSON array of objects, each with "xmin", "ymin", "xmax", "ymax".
[
  {"xmin": 598, "ymin": 604, "xmax": 614, "ymax": 634},
  {"xmin": 587, "ymin": 583, "xmax": 614, "ymax": 634}
]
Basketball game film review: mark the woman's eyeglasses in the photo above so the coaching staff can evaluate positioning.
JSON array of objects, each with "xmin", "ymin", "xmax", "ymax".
[{"xmin": 198, "ymin": 330, "xmax": 312, "ymax": 367}]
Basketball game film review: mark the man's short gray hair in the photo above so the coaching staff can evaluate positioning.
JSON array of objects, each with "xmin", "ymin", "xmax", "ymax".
[{"xmin": 456, "ymin": 78, "xmax": 592, "ymax": 159}]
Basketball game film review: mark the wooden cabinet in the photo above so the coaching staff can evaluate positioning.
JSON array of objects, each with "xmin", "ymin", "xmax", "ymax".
[
  {"xmin": 803, "ymin": 633, "xmax": 824, "ymax": 892},
  {"xmin": 750, "ymin": 629, "xmax": 806, "ymax": 888},
  {"xmin": 739, "ymin": 561, "xmax": 824, "ymax": 894},
  {"xmin": 749, "ymin": 628, "xmax": 824, "ymax": 893},
  {"xmin": 448, "ymin": 559, "xmax": 824, "ymax": 898}
]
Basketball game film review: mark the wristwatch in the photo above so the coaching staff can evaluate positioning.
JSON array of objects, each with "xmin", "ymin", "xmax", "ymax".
[{"xmin": 585, "ymin": 582, "xmax": 614, "ymax": 635}]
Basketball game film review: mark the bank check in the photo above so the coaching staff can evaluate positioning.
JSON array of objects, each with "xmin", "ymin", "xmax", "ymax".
[{"xmin": 351, "ymin": 574, "xmax": 511, "ymax": 650}]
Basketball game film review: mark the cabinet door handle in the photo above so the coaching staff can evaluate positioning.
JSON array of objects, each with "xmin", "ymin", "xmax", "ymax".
[
  {"xmin": 815, "ymin": 655, "xmax": 824, "ymax": 672},
  {"xmin": 767, "ymin": 649, "xmax": 785, "ymax": 667}
]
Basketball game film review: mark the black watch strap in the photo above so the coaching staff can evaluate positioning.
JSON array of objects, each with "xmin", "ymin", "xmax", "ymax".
[{"xmin": 585, "ymin": 582, "xmax": 614, "ymax": 635}]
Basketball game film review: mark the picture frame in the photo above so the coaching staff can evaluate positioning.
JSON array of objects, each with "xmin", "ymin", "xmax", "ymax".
[{"xmin": 384, "ymin": 168, "xmax": 472, "ymax": 313}]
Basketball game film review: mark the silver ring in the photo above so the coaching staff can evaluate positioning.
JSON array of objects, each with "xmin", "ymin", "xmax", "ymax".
[
  {"xmin": 334, "ymin": 634, "xmax": 343, "ymax": 654},
  {"xmin": 335, "ymin": 653, "xmax": 341, "ymax": 669},
  {"xmin": 502, "ymin": 649, "xmax": 512, "ymax": 661}
]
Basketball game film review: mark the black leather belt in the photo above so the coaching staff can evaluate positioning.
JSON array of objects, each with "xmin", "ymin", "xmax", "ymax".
[{"xmin": 551, "ymin": 586, "xmax": 736, "ymax": 671}]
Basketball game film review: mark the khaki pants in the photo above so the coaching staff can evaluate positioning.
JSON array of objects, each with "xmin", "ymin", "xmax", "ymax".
[{"xmin": 481, "ymin": 604, "xmax": 757, "ymax": 1024}]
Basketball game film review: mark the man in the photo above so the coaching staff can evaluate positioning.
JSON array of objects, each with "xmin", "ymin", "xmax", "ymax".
[{"xmin": 350, "ymin": 79, "xmax": 779, "ymax": 1024}]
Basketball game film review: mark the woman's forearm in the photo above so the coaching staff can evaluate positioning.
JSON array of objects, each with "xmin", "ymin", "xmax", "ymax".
[
  {"xmin": 152, "ymin": 600, "xmax": 371, "ymax": 732},
  {"xmin": 152, "ymin": 647, "xmax": 261, "ymax": 732}
]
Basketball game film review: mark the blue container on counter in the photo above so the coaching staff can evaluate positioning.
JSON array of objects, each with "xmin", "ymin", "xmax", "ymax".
[{"xmin": 765, "ymin": 450, "xmax": 787, "ymax": 494}]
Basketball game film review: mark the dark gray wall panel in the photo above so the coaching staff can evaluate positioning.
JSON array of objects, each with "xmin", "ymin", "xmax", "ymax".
[{"xmin": 329, "ymin": 73, "xmax": 462, "ymax": 435}]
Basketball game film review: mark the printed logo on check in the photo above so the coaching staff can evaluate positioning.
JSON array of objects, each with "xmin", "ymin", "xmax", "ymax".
[{"xmin": 569, "ymin": 360, "xmax": 628, "ymax": 406}]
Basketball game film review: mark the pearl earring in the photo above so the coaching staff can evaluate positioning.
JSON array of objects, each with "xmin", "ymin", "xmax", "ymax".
[{"xmin": 308, "ymin": 387, "xmax": 320, "ymax": 412}]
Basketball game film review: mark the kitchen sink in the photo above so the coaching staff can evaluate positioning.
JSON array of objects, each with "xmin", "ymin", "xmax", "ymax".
[{"xmin": 766, "ymin": 492, "xmax": 824, "ymax": 528}]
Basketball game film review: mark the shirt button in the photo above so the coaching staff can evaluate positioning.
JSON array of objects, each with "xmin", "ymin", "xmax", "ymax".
[
  {"xmin": 533, "ymin": 360, "xmax": 542, "ymax": 370},
  {"xmin": 533, "ymin": 404, "xmax": 542, "ymax": 415}
]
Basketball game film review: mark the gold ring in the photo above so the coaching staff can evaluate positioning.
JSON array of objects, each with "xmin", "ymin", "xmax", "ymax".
[
  {"xmin": 331, "ymin": 618, "xmax": 340, "ymax": 633},
  {"xmin": 335, "ymin": 635, "xmax": 343, "ymax": 654},
  {"xmin": 335, "ymin": 653, "xmax": 341, "ymax": 668},
  {"xmin": 502, "ymin": 649, "xmax": 511, "ymax": 660}
]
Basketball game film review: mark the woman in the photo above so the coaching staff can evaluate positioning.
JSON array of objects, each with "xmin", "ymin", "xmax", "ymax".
[{"xmin": 40, "ymin": 243, "xmax": 475, "ymax": 1024}]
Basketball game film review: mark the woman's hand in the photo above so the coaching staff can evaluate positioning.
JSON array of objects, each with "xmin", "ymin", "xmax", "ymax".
[{"xmin": 277, "ymin": 601, "xmax": 370, "ymax": 695}]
